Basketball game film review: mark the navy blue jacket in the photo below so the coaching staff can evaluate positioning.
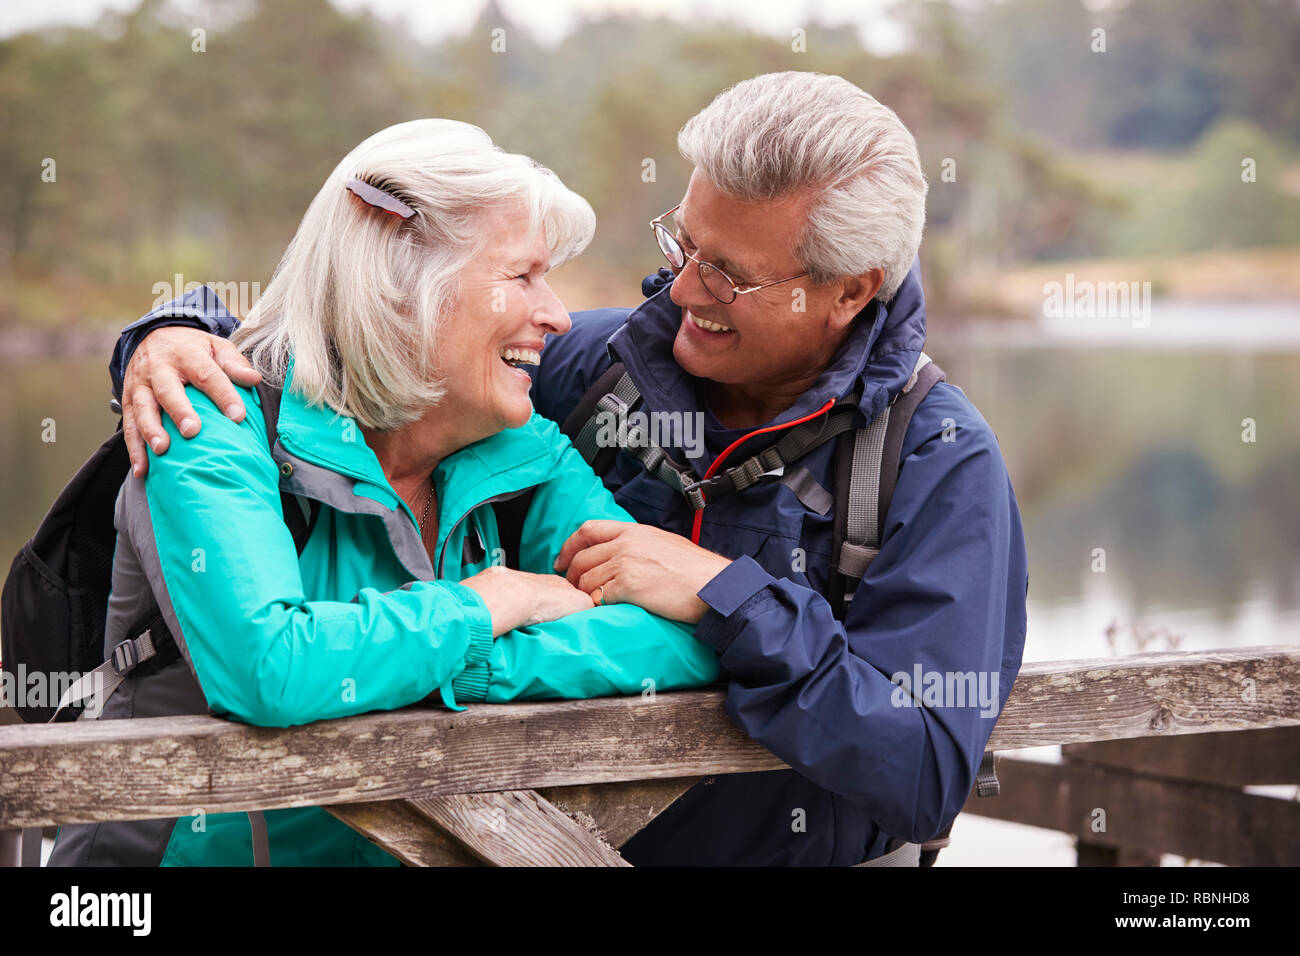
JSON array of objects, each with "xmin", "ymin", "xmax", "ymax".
[{"xmin": 109, "ymin": 263, "xmax": 1028, "ymax": 866}]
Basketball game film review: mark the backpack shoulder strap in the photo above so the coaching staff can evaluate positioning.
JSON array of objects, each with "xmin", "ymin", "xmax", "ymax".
[
  {"xmin": 877, "ymin": 354, "xmax": 945, "ymax": 531},
  {"xmin": 830, "ymin": 353, "xmax": 946, "ymax": 618},
  {"xmin": 828, "ymin": 353, "xmax": 968, "ymax": 868},
  {"xmin": 561, "ymin": 361, "xmax": 636, "ymax": 477},
  {"xmin": 256, "ymin": 382, "xmax": 319, "ymax": 554},
  {"xmin": 558, "ymin": 362, "xmax": 707, "ymax": 503}
]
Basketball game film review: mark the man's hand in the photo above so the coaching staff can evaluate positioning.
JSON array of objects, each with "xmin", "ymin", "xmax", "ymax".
[
  {"xmin": 554, "ymin": 520, "xmax": 732, "ymax": 624},
  {"xmin": 122, "ymin": 327, "xmax": 261, "ymax": 477}
]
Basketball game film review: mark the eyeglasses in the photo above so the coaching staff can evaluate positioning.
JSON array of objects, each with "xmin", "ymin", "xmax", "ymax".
[{"xmin": 649, "ymin": 204, "xmax": 808, "ymax": 305}]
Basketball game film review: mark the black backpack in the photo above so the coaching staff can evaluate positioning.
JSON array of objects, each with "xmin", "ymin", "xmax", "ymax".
[{"xmin": 0, "ymin": 384, "xmax": 317, "ymax": 724}]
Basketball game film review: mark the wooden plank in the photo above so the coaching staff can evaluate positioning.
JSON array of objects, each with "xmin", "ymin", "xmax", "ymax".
[
  {"xmin": 537, "ymin": 776, "xmax": 700, "ymax": 847},
  {"xmin": 0, "ymin": 829, "xmax": 20, "ymax": 868},
  {"xmin": 0, "ymin": 691, "xmax": 782, "ymax": 828},
  {"xmin": 960, "ymin": 755, "xmax": 1300, "ymax": 866},
  {"xmin": 325, "ymin": 801, "xmax": 479, "ymax": 867},
  {"xmin": 329, "ymin": 779, "xmax": 699, "ymax": 863},
  {"xmin": 1, "ymin": 645, "xmax": 1297, "ymax": 829},
  {"xmin": 409, "ymin": 790, "xmax": 630, "ymax": 867},
  {"xmin": 1062, "ymin": 726, "xmax": 1300, "ymax": 786},
  {"xmin": 988, "ymin": 644, "xmax": 1300, "ymax": 749}
]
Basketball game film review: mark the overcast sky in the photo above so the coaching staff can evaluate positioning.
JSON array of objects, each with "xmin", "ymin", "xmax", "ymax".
[{"xmin": 0, "ymin": 0, "xmax": 910, "ymax": 52}]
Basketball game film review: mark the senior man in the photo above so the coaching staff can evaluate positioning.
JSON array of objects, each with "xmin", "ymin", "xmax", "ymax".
[{"xmin": 108, "ymin": 72, "xmax": 1028, "ymax": 867}]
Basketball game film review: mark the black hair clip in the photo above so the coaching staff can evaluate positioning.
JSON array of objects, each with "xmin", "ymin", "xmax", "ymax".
[{"xmin": 346, "ymin": 177, "xmax": 416, "ymax": 219}]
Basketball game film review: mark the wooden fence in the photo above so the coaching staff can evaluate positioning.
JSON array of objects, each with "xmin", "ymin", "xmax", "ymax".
[{"xmin": 1, "ymin": 644, "xmax": 1297, "ymax": 866}]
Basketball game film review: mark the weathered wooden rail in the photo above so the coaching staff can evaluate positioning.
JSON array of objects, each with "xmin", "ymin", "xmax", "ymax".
[{"xmin": 1, "ymin": 644, "xmax": 1297, "ymax": 866}]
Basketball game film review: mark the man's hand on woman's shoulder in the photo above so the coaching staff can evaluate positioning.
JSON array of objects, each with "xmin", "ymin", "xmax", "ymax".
[{"xmin": 122, "ymin": 327, "xmax": 261, "ymax": 477}]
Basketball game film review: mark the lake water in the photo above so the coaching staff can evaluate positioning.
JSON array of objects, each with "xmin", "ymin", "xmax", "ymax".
[
  {"xmin": 3, "ymin": 304, "xmax": 1297, "ymax": 668},
  {"xmin": 934, "ymin": 299, "xmax": 1300, "ymax": 864},
  {"xmin": 935, "ymin": 300, "xmax": 1300, "ymax": 664},
  {"xmin": 2, "ymin": 299, "xmax": 1297, "ymax": 864}
]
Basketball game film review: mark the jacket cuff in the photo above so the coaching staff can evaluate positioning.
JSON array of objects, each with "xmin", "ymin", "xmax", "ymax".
[
  {"xmin": 446, "ymin": 599, "xmax": 495, "ymax": 707},
  {"xmin": 696, "ymin": 555, "xmax": 776, "ymax": 653}
]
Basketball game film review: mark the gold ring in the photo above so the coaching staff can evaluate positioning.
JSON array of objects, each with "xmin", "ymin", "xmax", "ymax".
[{"xmin": 592, "ymin": 585, "xmax": 605, "ymax": 606}]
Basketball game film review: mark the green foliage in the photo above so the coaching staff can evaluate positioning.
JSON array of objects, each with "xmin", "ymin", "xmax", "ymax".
[
  {"xmin": 964, "ymin": 0, "xmax": 1300, "ymax": 150},
  {"xmin": 0, "ymin": 0, "xmax": 1295, "ymax": 323},
  {"xmin": 1091, "ymin": 120, "xmax": 1300, "ymax": 257},
  {"xmin": 1179, "ymin": 119, "xmax": 1300, "ymax": 249}
]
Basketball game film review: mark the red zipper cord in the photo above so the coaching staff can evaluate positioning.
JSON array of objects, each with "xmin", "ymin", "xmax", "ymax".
[{"xmin": 690, "ymin": 397, "xmax": 837, "ymax": 545}]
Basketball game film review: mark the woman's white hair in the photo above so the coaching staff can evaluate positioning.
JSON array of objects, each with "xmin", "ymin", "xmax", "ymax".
[
  {"xmin": 677, "ymin": 71, "xmax": 926, "ymax": 301},
  {"xmin": 233, "ymin": 118, "xmax": 595, "ymax": 429}
]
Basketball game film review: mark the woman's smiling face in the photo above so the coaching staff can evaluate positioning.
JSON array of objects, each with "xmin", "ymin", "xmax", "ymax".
[{"xmin": 438, "ymin": 201, "xmax": 571, "ymax": 440}]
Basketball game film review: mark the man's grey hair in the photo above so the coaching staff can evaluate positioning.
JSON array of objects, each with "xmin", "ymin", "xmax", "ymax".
[
  {"xmin": 677, "ymin": 71, "xmax": 926, "ymax": 301},
  {"xmin": 233, "ymin": 119, "xmax": 595, "ymax": 430}
]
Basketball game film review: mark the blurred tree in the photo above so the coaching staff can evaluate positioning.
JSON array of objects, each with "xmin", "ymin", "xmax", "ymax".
[
  {"xmin": 0, "ymin": 0, "xmax": 1295, "ymax": 325},
  {"xmin": 1175, "ymin": 119, "xmax": 1300, "ymax": 250},
  {"xmin": 966, "ymin": 0, "xmax": 1300, "ymax": 149}
]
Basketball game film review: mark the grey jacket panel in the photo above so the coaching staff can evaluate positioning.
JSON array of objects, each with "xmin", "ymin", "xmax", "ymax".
[
  {"xmin": 274, "ymin": 442, "xmax": 434, "ymax": 582},
  {"xmin": 109, "ymin": 476, "xmax": 199, "ymax": 677}
]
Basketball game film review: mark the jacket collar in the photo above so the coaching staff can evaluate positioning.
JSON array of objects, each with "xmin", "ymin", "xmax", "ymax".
[
  {"xmin": 273, "ymin": 359, "xmax": 390, "ymax": 488},
  {"xmin": 607, "ymin": 259, "xmax": 929, "ymax": 436},
  {"xmin": 274, "ymin": 358, "xmax": 557, "ymax": 540},
  {"xmin": 132, "ymin": 284, "xmax": 241, "ymax": 328}
]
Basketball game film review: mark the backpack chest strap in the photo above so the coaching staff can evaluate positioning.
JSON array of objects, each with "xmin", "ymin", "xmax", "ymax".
[
  {"xmin": 682, "ymin": 404, "xmax": 860, "ymax": 509},
  {"xmin": 567, "ymin": 366, "xmax": 865, "ymax": 511}
]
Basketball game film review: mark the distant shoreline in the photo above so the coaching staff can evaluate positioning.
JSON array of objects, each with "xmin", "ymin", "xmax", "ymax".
[{"xmin": 0, "ymin": 324, "xmax": 119, "ymax": 365}]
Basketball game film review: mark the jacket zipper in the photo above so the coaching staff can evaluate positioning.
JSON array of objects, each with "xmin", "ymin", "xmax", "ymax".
[{"xmin": 435, "ymin": 488, "xmax": 537, "ymax": 579}]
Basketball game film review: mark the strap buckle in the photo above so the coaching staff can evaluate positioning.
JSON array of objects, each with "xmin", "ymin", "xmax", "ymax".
[
  {"xmin": 110, "ymin": 630, "xmax": 156, "ymax": 676},
  {"xmin": 595, "ymin": 391, "xmax": 629, "ymax": 418},
  {"xmin": 110, "ymin": 637, "xmax": 140, "ymax": 675},
  {"xmin": 837, "ymin": 541, "xmax": 878, "ymax": 578},
  {"xmin": 975, "ymin": 751, "xmax": 1000, "ymax": 797},
  {"xmin": 681, "ymin": 479, "xmax": 708, "ymax": 511},
  {"xmin": 726, "ymin": 456, "xmax": 767, "ymax": 491},
  {"xmin": 757, "ymin": 446, "xmax": 785, "ymax": 472}
]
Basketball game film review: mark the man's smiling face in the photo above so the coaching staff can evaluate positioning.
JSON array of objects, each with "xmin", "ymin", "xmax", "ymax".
[{"xmin": 667, "ymin": 169, "xmax": 863, "ymax": 407}]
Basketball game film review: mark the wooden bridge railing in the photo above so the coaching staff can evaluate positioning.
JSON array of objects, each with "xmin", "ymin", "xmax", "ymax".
[{"xmin": 1, "ymin": 644, "xmax": 1297, "ymax": 866}]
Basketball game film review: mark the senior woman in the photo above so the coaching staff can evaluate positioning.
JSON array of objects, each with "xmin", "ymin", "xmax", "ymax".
[{"xmin": 48, "ymin": 119, "xmax": 718, "ymax": 867}]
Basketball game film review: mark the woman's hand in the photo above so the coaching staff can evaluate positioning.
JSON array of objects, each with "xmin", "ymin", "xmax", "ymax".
[
  {"xmin": 554, "ymin": 521, "xmax": 733, "ymax": 624},
  {"xmin": 460, "ymin": 566, "xmax": 595, "ymax": 637},
  {"xmin": 122, "ymin": 327, "xmax": 261, "ymax": 477}
]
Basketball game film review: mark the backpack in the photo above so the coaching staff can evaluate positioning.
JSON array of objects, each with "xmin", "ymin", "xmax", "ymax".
[
  {"xmin": 559, "ymin": 351, "xmax": 999, "ymax": 866},
  {"xmin": 0, "ymin": 383, "xmax": 320, "ymax": 726},
  {"xmin": 0, "ymin": 384, "xmax": 320, "ymax": 866}
]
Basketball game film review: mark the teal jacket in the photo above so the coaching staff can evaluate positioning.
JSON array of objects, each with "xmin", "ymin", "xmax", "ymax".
[{"xmin": 50, "ymin": 360, "xmax": 718, "ymax": 867}]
